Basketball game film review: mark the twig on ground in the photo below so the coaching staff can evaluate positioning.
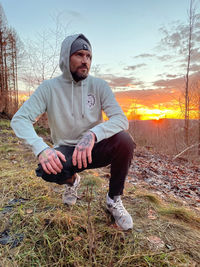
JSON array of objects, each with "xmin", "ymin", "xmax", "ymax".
[{"xmin": 173, "ymin": 143, "xmax": 200, "ymax": 160}]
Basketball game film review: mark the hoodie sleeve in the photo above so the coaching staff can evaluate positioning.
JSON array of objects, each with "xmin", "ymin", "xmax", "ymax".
[
  {"xmin": 90, "ymin": 80, "xmax": 128, "ymax": 142},
  {"xmin": 11, "ymin": 81, "xmax": 50, "ymax": 156}
]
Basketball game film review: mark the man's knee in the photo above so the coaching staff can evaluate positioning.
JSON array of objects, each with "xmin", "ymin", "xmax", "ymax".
[
  {"xmin": 113, "ymin": 131, "xmax": 136, "ymax": 154},
  {"xmin": 35, "ymin": 158, "xmax": 75, "ymax": 185}
]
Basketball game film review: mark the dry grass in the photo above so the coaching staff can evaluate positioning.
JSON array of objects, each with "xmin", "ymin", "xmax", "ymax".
[{"xmin": 0, "ymin": 119, "xmax": 200, "ymax": 266}]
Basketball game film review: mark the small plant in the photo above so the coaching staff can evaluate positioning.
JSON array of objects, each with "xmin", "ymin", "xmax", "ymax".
[
  {"xmin": 158, "ymin": 206, "xmax": 200, "ymax": 229},
  {"xmin": 0, "ymin": 119, "xmax": 10, "ymax": 129},
  {"xmin": 0, "ymin": 144, "xmax": 18, "ymax": 153},
  {"xmin": 136, "ymin": 192, "xmax": 161, "ymax": 206}
]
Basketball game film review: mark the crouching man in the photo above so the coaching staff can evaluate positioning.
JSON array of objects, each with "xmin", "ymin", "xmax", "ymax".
[{"xmin": 11, "ymin": 34, "xmax": 135, "ymax": 230}]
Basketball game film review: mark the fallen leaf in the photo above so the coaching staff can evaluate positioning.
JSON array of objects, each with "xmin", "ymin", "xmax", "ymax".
[
  {"xmin": 74, "ymin": 236, "xmax": 82, "ymax": 242},
  {"xmin": 147, "ymin": 209, "xmax": 157, "ymax": 220},
  {"xmin": 147, "ymin": 236, "xmax": 165, "ymax": 249},
  {"xmin": 26, "ymin": 209, "xmax": 33, "ymax": 214},
  {"xmin": 165, "ymin": 244, "xmax": 175, "ymax": 251},
  {"xmin": 184, "ymin": 194, "xmax": 192, "ymax": 198},
  {"xmin": 9, "ymin": 155, "xmax": 16, "ymax": 160}
]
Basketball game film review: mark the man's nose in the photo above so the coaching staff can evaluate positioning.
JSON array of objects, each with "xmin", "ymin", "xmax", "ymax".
[{"xmin": 82, "ymin": 55, "xmax": 89, "ymax": 64}]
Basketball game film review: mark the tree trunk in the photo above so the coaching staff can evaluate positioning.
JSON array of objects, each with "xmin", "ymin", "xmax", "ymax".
[
  {"xmin": 184, "ymin": 0, "xmax": 195, "ymax": 147},
  {"xmin": 198, "ymin": 95, "xmax": 200, "ymax": 155}
]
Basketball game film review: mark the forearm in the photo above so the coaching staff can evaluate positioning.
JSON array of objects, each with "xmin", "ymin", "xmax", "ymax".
[
  {"xmin": 90, "ymin": 113, "xmax": 128, "ymax": 142},
  {"xmin": 11, "ymin": 82, "xmax": 49, "ymax": 156},
  {"xmin": 11, "ymin": 113, "xmax": 49, "ymax": 156}
]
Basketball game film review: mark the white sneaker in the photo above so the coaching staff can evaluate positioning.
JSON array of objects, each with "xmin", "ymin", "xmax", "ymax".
[
  {"xmin": 62, "ymin": 174, "xmax": 81, "ymax": 205},
  {"xmin": 106, "ymin": 194, "xmax": 133, "ymax": 230}
]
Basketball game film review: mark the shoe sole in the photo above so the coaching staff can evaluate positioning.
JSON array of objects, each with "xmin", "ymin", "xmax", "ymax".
[{"xmin": 106, "ymin": 207, "xmax": 133, "ymax": 231}]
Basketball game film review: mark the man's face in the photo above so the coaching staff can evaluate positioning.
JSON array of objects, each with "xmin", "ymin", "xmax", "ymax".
[{"xmin": 70, "ymin": 49, "xmax": 92, "ymax": 81}]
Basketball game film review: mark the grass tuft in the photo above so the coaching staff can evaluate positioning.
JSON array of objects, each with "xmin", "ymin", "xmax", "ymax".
[
  {"xmin": 0, "ymin": 144, "xmax": 18, "ymax": 153},
  {"xmin": 158, "ymin": 206, "xmax": 200, "ymax": 229},
  {"xmin": 81, "ymin": 174, "xmax": 104, "ymax": 188},
  {"xmin": 0, "ymin": 119, "xmax": 10, "ymax": 128},
  {"xmin": 136, "ymin": 192, "xmax": 161, "ymax": 206}
]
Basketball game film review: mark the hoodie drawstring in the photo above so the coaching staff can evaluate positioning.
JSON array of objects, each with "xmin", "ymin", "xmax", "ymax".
[
  {"xmin": 71, "ymin": 81, "xmax": 74, "ymax": 116},
  {"xmin": 71, "ymin": 80, "xmax": 85, "ymax": 118},
  {"xmin": 81, "ymin": 82, "xmax": 84, "ymax": 118}
]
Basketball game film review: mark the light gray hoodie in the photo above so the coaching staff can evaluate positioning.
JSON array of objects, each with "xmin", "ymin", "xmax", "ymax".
[{"xmin": 11, "ymin": 33, "xmax": 128, "ymax": 156}]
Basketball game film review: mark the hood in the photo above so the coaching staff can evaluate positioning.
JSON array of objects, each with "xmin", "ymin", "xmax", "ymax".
[
  {"xmin": 59, "ymin": 33, "xmax": 92, "ymax": 81},
  {"xmin": 59, "ymin": 33, "xmax": 92, "ymax": 118}
]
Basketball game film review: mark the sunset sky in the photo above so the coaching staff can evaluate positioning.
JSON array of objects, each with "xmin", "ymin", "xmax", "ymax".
[{"xmin": 1, "ymin": 0, "xmax": 200, "ymax": 120}]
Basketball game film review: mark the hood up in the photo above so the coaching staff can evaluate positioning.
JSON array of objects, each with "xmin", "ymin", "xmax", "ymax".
[
  {"xmin": 59, "ymin": 33, "xmax": 92, "ymax": 118},
  {"xmin": 59, "ymin": 33, "xmax": 92, "ymax": 81}
]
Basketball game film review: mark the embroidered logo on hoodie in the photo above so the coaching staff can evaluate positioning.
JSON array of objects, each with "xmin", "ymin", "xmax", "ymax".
[{"xmin": 87, "ymin": 94, "xmax": 96, "ymax": 109}]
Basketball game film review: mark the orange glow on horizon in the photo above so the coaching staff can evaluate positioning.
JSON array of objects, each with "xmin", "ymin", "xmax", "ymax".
[
  {"xmin": 18, "ymin": 91, "xmax": 199, "ymax": 121},
  {"xmin": 126, "ymin": 83, "xmax": 135, "ymax": 88},
  {"xmin": 124, "ymin": 105, "xmax": 183, "ymax": 120},
  {"xmin": 115, "ymin": 90, "xmax": 199, "ymax": 120}
]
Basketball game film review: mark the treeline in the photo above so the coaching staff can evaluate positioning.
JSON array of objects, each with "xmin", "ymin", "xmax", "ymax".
[
  {"xmin": 0, "ymin": 4, "xmax": 20, "ymax": 118},
  {"xmin": 129, "ymin": 119, "xmax": 200, "ymax": 160}
]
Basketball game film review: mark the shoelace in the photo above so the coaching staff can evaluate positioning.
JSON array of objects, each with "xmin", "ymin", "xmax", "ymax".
[
  {"xmin": 64, "ymin": 184, "xmax": 78, "ymax": 197},
  {"xmin": 112, "ymin": 199, "xmax": 126, "ymax": 217}
]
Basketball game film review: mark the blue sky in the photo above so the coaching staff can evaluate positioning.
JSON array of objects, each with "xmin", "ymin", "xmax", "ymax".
[{"xmin": 1, "ymin": 0, "xmax": 199, "ymax": 91}]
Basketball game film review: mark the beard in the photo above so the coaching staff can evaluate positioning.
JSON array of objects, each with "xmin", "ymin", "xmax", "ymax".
[{"xmin": 71, "ymin": 65, "xmax": 89, "ymax": 82}]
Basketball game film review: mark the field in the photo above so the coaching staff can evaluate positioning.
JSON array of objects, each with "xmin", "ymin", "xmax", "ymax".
[{"xmin": 0, "ymin": 119, "xmax": 200, "ymax": 266}]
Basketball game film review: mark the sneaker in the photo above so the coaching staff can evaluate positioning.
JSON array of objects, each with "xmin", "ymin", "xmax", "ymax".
[
  {"xmin": 62, "ymin": 174, "xmax": 81, "ymax": 205},
  {"xmin": 106, "ymin": 194, "xmax": 133, "ymax": 230}
]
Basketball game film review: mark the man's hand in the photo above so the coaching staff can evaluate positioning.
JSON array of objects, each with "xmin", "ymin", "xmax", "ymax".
[
  {"xmin": 38, "ymin": 148, "xmax": 66, "ymax": 175},
  {"xmin": 72, "ymin": 131, "xmax": 96, "ymax": 169}
]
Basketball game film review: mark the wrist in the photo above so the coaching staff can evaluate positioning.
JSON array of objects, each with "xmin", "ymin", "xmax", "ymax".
[
  {"xmin": 37, "ymin": 147, "xmax": 50, "ymax": 158},
  {"xmin": 89, "ymin": 131, "xmax": 97, "ymax": 141}
]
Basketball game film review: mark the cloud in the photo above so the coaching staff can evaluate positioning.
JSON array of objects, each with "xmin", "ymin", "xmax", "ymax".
[
  {"xmin": 153, "ymin": 77, "xmax": 184, "ymax": 89},
  {"xmin": 115, "ymin": 87, "xmax": 182, "ymax": 109},
  {"xmin": 191, "ymin": 48, "xmax": 200, "ymax": 62},
  {"xmin": 67, "ymin": 10, "xmax": 83, "ymax": 19},
  {"xmin": 101, "ymin": 74, "xmax": 142, "ymax": 88},
  {"xmin": 166, "ymin": 74, "xmax": 180, "ymax": 78},
  {"xmin": 193, "ymin": 30, "xmax": 200, "ymax": 42},
  {"xmin": 170, "ymin": 62, "xmax": 200, "ymax": 73},
  {"xmin": 153, "ymin": 71, "xmax": 200, "ymax": 89},
  {"xmin": 124, "ymin": 63, "xmax": 146, "ymax": 71},
  {"xmin": 157, "ymin": 54, "xmax": 174, "ymax": 61},
  {"xmin": 102, "ymin": 74, "xmax": 133, "ymax": 87},
  {"xmin": 134, "ymin": 53, "xmax": 155, "ymax": 59},
  {"xmin": 190, "ymin": 64, "xmax": 200, "ymax": 72}
]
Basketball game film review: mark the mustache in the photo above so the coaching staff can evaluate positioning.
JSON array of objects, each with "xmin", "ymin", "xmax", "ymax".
[{"xmin": 78, "ymin": 64, "xmax": 88, "ymax": 70}]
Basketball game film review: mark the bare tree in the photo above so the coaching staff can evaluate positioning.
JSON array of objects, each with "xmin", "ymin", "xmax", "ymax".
[
  {"xmin": 0, "ymin": 4, "xmax": 21, "ymax": 117},
  {"xmin": 199, "ymin": 90, "xmax": 200, "ymax": 155},
  {"xmin": 21, "ymin": 13, "xmax": 71, "ymax": 92},
  {"xmin": 195, "ymin": 79, "xmax": 200, "ymax": 155},
  {"xmin": 184, "ymin": 0, "xmax": 197, "ymax": 146},
  {"xmin": 0, "ymin": 4, "xmax": 8, "ymax": 113},
  {"xmin": 91, "ymin": 64, "xmax": 101, "ymax": 77},
  {"xmin": 158, "ymin": 0, "xmax": 200, "ymax": 156}
]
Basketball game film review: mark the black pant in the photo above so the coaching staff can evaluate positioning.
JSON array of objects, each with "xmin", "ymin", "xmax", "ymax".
[{"xmin": 36, "ymin": 131, "xmax": 136, "ymax": 197}]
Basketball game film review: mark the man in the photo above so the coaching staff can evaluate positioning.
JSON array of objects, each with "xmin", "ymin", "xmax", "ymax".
[{"xmin": 11, "ymin": 34, "xmax": 135, "ymax": 230}]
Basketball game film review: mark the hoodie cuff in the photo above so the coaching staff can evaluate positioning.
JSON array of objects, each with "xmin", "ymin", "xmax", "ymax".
[
  {"xmin": 90, "ymin": 126, "xmax": 105, "ymax": 143},
  {"xmin": 32, "ymin": 139, "xmax": 50, "ymax": 157}
]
